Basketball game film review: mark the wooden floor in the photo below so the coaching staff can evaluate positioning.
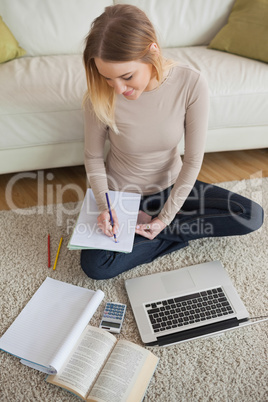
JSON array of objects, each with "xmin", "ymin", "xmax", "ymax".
[{"xmin": 0, "ymin": 148, "xmax": 267, "ymax": 211}]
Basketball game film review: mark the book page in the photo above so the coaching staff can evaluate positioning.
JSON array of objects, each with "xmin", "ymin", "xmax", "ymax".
[
  {"xmin": 68, "ymin": 189, "xmax": 141, "ymax": 253},
  {"xmin": 0, "ymin": 278, "xmax": 104, "ymax": 374},
  {"xmin": 47, "ymin": 326, "xmax": 116, "ymax": 399},
  {"xmin": 87, "ymin": 340, "xmax": 159, "ymax": 402}
]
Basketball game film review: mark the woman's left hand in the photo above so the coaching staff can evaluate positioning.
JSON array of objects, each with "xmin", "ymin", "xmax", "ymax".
[{"xmin": 135, "ymin": 217, "xmax": 167, "ymax": 240}]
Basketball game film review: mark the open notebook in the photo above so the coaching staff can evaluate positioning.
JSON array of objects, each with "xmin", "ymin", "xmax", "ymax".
[
  {"xmin": 68, "ymin": 189, "xmax": 141, "ymax": 253},
  {"xmin": 0, "ymin": 278, "xmax": 104, "ymax": 374}
]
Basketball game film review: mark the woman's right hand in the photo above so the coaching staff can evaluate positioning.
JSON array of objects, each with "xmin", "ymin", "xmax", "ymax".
[{"xmin": 97, "ymin": 209, "xmax": 119, "ymax": 237}]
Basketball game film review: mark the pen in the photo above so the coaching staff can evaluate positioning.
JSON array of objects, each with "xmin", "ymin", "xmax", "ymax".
[
  {"xmin": 105, "ymin": 192, "xmax": 118, "ymax": 243},
  {"xmin": 48, "ymin": 234, "xmax": 51, "ymax": 268},
  {"xmin": 53, "ymin": 237, "xmax": 63, "ymax": 270}
]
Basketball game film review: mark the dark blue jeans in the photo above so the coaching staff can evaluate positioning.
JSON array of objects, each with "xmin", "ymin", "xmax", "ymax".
[{"xmin": 81, "ymin": 180, "xmax": 263, "ymax": 279}]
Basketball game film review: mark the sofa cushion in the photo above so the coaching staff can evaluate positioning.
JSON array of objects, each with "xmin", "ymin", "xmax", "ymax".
[
  {"xmin": 0, "ymin": 55, "xmax": 86, "ymax": 149},
  {"xmin": 115, "ymin": 0, "xmax": 235, "ymax": 47},
  {"xmin": 0, "ymin": 0, "xmax": 113, "ymax": 56},
  {"xmin": 2, "ymin": 46, "xmax": 267, "ymax": 154},
  {"xmin": 163, "ymin": 46, "xmax": 268, "ymax": 130},
  {"xmin": 0, "ymin": 16, "xmax": 26, "ymax": 63},
  {"xmin": 208, "ymin": 0, "xmax": 268, "ymax": 63}
]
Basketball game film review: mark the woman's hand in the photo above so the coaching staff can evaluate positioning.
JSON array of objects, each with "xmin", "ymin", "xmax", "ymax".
[
  {"xmin": 135, "ymin": 215, "xmax": 167, "ymax": 240},
  {"xmin": 97, "ymin": 209, "xmax": 119, "ymax": 237}
]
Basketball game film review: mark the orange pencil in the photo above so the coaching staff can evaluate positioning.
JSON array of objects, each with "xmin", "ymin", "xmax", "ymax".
[{"xmin": 53, "ymin": 237, "xmax": 63, "ymax": 271}]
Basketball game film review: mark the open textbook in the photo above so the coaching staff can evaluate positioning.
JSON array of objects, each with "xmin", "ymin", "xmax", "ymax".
[
  {"xmin": 68, "ymin": 189, "xmax": 141, "ymax": 253},
  {"xmin": 0, "ymin": 278, "xmax": 104, "ymax": 374},
  {"xmin": 46, "ymin": 326, "xmax": 159, "ymax": 402}
]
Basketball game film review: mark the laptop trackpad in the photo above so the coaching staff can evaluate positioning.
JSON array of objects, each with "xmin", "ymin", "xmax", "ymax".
[{"xmin": 161, "ymin": 270, "xmax": 195, "ymax": 294}]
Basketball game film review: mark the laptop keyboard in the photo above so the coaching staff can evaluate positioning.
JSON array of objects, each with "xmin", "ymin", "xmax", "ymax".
[{"xmin": 145, "ymin": 287, "xmax": 234, "ymax": 333}]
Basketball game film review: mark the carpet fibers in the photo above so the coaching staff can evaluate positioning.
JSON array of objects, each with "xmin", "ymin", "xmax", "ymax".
[{"xmin": 0, "ymin": 178, "xmax": 267, "ymax": 402}]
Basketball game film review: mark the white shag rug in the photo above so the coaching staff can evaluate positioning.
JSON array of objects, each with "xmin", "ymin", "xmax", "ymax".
[{"xmin": 0, "ymin": 178, "xmax": 267, "ymax": 402}]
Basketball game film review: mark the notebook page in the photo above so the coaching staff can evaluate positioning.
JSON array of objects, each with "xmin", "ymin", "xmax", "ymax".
[
  {"xmin": 0, "ymin": 278, "xmax": 104, "ymax": 373},
  {"xmin": 49, "ymin": 288, "xmax": 104, "ymax": 371},
  {"xmin": 68, "ymin": 189, "xmax": 141, "ymax": 253}
]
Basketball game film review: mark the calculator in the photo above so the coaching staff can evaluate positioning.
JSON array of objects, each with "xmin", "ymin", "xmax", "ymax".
[{"xmin": 99, "ymin": 302, "xmax": 127, "ymax": 334}]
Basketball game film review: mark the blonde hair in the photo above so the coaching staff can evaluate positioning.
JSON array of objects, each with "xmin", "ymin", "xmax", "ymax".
[{"xmin": 83, "ymin": 4, "xmax": 174, "ymax": 133}]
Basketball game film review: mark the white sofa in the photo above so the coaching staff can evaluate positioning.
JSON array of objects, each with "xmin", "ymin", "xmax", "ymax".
[{"xmin": 0, "ymin": 0, "xmax": 267, "ymax": 175}]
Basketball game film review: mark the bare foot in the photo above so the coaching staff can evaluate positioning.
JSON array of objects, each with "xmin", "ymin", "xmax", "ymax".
[{"xmin": 137, "ymin": 211, "xmax": 152, "ymax": 225}]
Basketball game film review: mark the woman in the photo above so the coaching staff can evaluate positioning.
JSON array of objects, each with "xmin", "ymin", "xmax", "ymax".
[{"xmin": 81, "ymin": 4, "xmax": 263, "ymax": 279}]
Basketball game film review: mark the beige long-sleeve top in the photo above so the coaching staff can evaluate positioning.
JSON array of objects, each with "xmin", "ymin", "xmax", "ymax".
[{"xmin": 84, "ymin": 64, "xmax": 209, "ymax": 225}]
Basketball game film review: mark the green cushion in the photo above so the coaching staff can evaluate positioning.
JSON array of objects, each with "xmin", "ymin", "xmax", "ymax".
[
  {"xmin": 0, "ymin": 16, "xmax": 26, "ymax": 63},
  {"xmin": 208, "ymin": 0, "xmax": 268, "ymax": 63}
]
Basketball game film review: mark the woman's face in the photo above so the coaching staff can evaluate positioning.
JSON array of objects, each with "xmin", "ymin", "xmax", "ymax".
[{"xmin": 94, "ymin": 58, "xmax": 157, "ymax": 100}]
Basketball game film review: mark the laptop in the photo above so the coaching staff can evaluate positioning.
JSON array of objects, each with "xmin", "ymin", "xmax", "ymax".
[{"xmin": 125, "ymin": 260, "xmax": 250, "ymax": 346}]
